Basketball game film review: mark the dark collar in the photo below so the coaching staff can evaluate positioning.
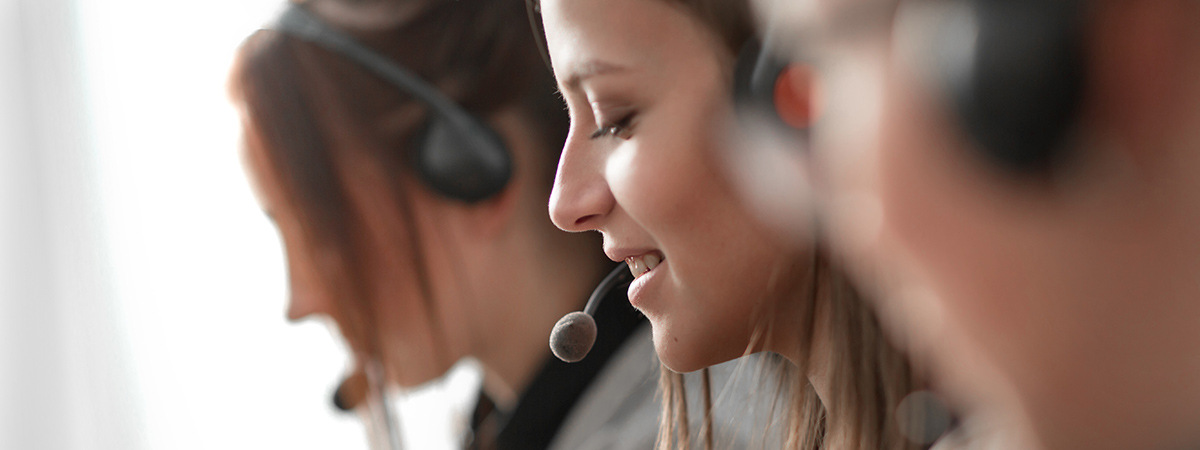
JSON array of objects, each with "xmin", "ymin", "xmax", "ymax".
[{"xmin": 467, "ymin": 272, "xmax": 644, "ymax": 450}]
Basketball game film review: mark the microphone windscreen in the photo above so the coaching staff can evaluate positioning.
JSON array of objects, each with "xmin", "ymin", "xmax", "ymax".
[
  {"xmin": 549, "ymin": 311, "xmax": 597, "ymax": 363},
  {"xmin": 332, "ymin": 369, "xmax": 368, "ymax": 412}
]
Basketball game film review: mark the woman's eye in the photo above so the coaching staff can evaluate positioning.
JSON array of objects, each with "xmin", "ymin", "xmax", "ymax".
[{"xmin": 589, "ymin": 113, "xmax": 635, "ymax": 140}]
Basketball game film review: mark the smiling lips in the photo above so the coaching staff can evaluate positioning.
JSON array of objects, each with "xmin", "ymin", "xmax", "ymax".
[{"xmin": 626, "ymin": 252, "xmax": 663, "ymax": 278}]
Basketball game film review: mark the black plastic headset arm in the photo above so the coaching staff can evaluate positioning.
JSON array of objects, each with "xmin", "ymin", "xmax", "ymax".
[{"xmin": 272, "ymin": 5, "xmax": 486, "ymax": 147}]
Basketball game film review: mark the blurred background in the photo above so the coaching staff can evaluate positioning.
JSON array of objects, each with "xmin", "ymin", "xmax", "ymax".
[{"xmin": 0, "ymin": 0, "xmax": 476, "ymax": 448}]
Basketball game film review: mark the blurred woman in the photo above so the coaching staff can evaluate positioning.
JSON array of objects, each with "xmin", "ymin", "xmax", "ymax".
[
  {"xmin": 537, "ymin": 0, "xmax": 928, "ymax": 448},
  {"xmin": 756, "ymin": 1, "xmax": 1200, "ymax": 449},
  {"xmin": 230, "ymin": 0, "xmax": 663, "ymax": 448}
]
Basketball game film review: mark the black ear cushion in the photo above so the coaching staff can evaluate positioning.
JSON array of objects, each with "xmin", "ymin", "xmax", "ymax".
[
  {"xmin": 412, "ymin": 116, "xmax": 512, "ymax": 203},
  {"xmin": 734, "ymin": 40, "xmax": 773, "ymax": 112},
  {"xmin": 932, "ymin": 0, "xmax": 1085, "ymax": 172},
  {"xmin": 270, "ymin": 4, "xmax": 513, "ymax": 203},
  {"xmin": 734, "ymin": 41, "xmax": 788, "ymax": 131}
]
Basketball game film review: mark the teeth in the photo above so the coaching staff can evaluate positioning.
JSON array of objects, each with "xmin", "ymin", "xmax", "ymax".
[
  {"xmin": 643, "ymin": 253, "xmax": 661, "ymax": 271},
  {"xmin": 626, "ymin": 253, "xmax": 663, "ymax": 278},
  {"xmin": 627, "ymin": 257, "xmax": 647, "ymax": 277}
]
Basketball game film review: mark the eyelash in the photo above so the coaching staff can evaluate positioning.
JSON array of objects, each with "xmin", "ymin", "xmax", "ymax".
[{"xmin": 590, "ymin": 113, "xmax": 635, "ymax": 140}]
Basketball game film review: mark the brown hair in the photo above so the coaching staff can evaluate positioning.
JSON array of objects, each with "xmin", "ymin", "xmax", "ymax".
[
  {"xmin": 229, "ymin": 0, "xmax": 567, "ymax": 400},
  {"xmin": 626, "ymin": 1, "xmax": 926, "ymax": 448}
]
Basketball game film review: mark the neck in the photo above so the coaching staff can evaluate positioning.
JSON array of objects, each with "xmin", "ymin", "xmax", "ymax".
[
  {"xmin": 765, "ymin": 258, "xmax": 839, "ymax": 441},
  {"xmin": 762, "ymin": 252, "xmax": 834, "ymax": 394}
]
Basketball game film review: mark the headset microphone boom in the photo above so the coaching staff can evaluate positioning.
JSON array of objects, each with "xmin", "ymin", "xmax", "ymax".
[{"xmin": 549, "ymin": 263, "xmax": 634, "ymax": 363}]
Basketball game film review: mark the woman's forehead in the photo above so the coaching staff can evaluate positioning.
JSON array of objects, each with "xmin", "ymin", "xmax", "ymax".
[{"xmin": 542, "ymin": 0, "xmax": 721, "ymax": 87}]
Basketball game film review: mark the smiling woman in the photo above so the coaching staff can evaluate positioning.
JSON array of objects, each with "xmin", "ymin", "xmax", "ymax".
[
  {"xmin": 546, "ymin": 0, "xmax": 768, "ymax": 374},
  {"xmin": 538, "ymin": 0, "xmax": 927, "ymax": 448},
  {"xmin": 227, "ymin": 0, "xmax": 706, "ymax": 449}
]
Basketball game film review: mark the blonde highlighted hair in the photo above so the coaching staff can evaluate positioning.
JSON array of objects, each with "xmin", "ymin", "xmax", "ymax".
[
  {"xmin": 658, "ymin": 252, "xmax": 922, "ymax": 449},
  {"xmin": 646, "ymin": 1, "xmax": 923, "ymax": 446}
]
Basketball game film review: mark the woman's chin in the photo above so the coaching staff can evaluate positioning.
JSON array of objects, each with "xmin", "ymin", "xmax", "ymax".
[
  {"xmin": 393, "ymin": 371, "xmax": 445, "ymax": 390},
  {"xmin": 651, "ymin": 327, "xmax": 717, "ymax": 373},
  {"xmin": 387, "ymin": 359, "xmax": 453, "ymax": 390}
]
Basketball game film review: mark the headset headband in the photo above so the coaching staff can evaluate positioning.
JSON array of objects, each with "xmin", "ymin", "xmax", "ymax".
[
  {"xmin": 269, "ymin": 3, "xmax": 512, "ymax": 203},
  {"xmin": 273, "ymin": 4, "xmax": 478, "ymax": 136}
]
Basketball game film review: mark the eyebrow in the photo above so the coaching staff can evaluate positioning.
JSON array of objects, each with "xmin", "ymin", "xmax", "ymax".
[{"xmin": 560, "ymin": 60, "xmax": 630, "ymax": 91}]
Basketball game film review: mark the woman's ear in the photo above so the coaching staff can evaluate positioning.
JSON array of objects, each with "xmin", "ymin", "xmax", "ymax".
[{"xmin": 774, "ymin": 63, "xmax": 823, "ymax": 131}]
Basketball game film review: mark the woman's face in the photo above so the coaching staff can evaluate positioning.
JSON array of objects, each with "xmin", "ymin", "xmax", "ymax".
[
  {"xmin": 543, "ymin": 0, "xmax": 806, "ymax": 372},
  {"xmin": 242, "ymin": 132, "xmax": 474, "ymax": 389},
  {"xmin": 781, "ymin": 0, "xmax": 1185, "ymax": 436}
]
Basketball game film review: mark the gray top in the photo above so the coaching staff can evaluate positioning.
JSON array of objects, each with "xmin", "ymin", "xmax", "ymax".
[{"xmin": 550, "ymin": 326, "xmax": 783, "ymax": 450}]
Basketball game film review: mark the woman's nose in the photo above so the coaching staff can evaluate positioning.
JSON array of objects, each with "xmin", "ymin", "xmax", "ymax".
[
  {"xmin": 287, "ymin": 281, "xmax": 324, "ymax": 321},
  {"xmin": 549, "ymin": 137, "xmax": 615, "ymax": 232}
]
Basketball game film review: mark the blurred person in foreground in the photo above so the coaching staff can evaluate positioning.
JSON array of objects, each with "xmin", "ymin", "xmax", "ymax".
[
  {"xmin": 753, "ymin": 0, "xmax": 1200, "ymax": 448},
  {"xmin": 229, "ymin": 0, "xmax": 668, "ymax": 447}
]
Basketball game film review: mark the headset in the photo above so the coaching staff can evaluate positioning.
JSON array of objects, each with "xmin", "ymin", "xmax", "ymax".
[
  {"xmin": 903, "ymin": 0, "xmax": 1086, "ymax": 173},
  {"xmin": 733, "ymin": 37, "xmax": 814, "ymax": 142},
  {"xmin": 738, "ymin": 0, "xmax": 1086, "ymax": 174},
  {"xmin": 271, "ymin": 3, "xmax": 512, "ymax": 203}
]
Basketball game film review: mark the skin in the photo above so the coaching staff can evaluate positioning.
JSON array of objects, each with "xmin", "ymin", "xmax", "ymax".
[
  {"xmin": 763, "ymin": 0, "xmax": 1200, "ymax": 448},
  {"xmin": 542, "ymin": 0, "xmax": 813, "ymax": 374},
  {"xmin": 243, "ymin": 106, "xmax": 604, "ymax": 408}
]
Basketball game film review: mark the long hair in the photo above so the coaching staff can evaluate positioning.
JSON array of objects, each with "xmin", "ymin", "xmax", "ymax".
[
  {"xmin": 228, "ymin": 0, "xmax": 567, "ymax": 435},
  {"xmin": 644, "ymin": 0, "xmax": 925, "ymax": 448},
  {"xmin": 779, "ymin": 252, "xmax": 919, "ymax": 450}
]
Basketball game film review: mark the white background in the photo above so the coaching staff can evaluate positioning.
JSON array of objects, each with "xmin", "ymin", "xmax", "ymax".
[{"xmin": 0, "ymin": 0, "xmax": 476, "ymax": 448}]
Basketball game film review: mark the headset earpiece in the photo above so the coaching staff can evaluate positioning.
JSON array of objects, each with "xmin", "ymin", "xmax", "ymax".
[
  {"xmin": 272, "ymin": 4, "xmax": 512, "ymax": 203},
  {"xmin": 915, "ymin": 0, "xmax": 1085, "ymax": 173},
  {"xmin": 735, "ymin": 41, "xmax": 800, "ymax": 135},
  {"xmin": 412, "ymin": 116, "xmax": 511, "ymax": 203},
  {"xmin": 734, "ymin": 39, "xmax": 817, "ymax": 143}
]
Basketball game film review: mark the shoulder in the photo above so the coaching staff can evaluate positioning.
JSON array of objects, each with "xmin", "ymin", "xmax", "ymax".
[
  {"xmin": 705, "ymin": 354, "xmax": 785, "ymax": 449},
  {"xmin": 549, "ymin": 325, "xmax": 660, "ymax": 450}
]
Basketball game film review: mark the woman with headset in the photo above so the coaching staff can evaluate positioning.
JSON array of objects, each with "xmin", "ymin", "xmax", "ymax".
[
  {"xmin": 229, "ymin": 0, "xmax": 681, "ymax": 448},
  {"xmin": 755, "ymin": 1, "xmax": 1200, "ymax": 449},
  {"xmin": 535, "ymin": 0, "xmax": 932, "ymax": 448}
]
